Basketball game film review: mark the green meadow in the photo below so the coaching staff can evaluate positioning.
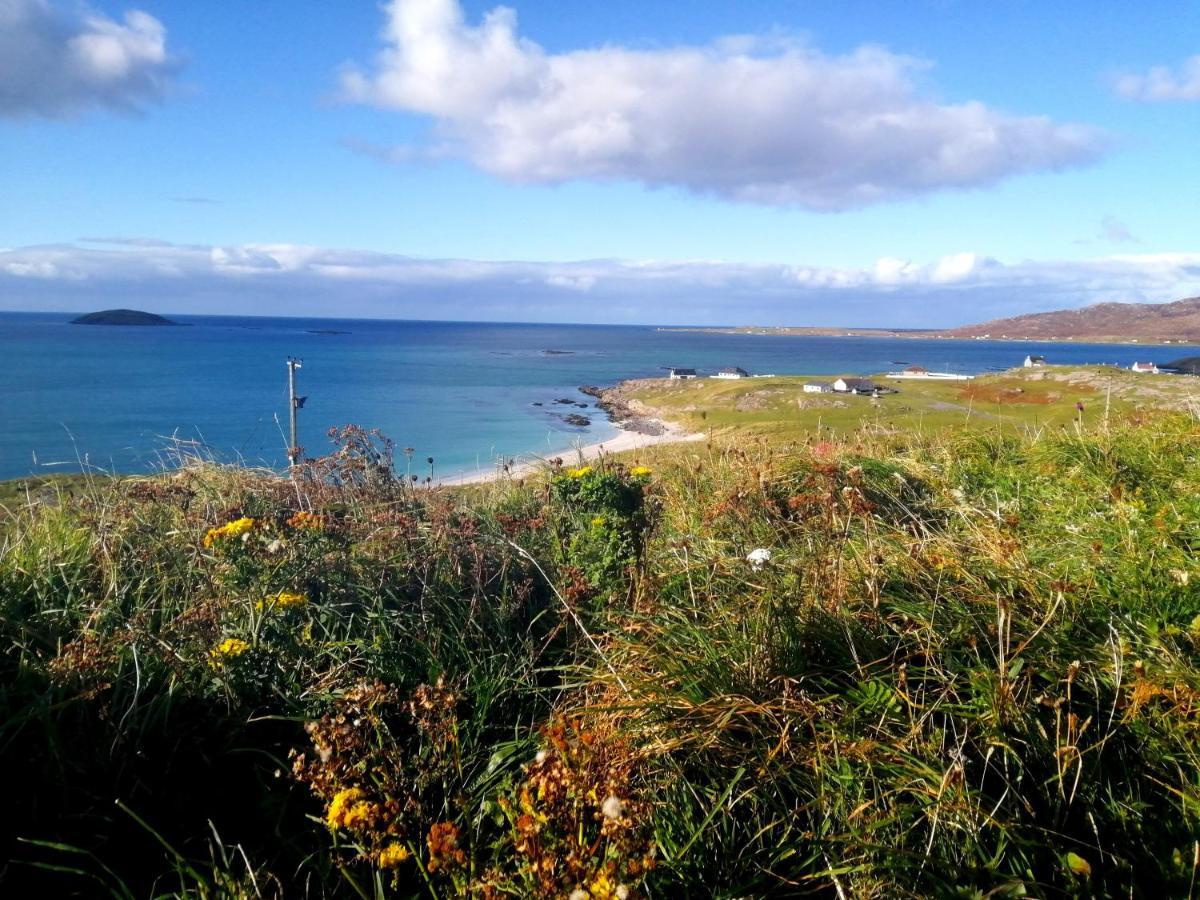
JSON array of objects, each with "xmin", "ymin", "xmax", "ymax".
[
  {"xmin": 619, "ymin": 365, "xmax": 1200, "ymax": 440},
  {"xmin": 3, "ymin": 371, "xmax": 1200, "ymax": 897}
]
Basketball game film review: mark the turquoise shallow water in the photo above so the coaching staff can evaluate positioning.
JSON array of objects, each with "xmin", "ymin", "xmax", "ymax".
[{"xmin": 1, "ymin": 311, "xmax": 1192, "ymax": 481}]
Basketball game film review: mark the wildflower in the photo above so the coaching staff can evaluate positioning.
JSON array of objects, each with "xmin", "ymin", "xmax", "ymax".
[
  {"xmin": 629, "ymin": 465, "xmax": 652, "ymax": 478},
  {"xmin": 601, "ymin": 795, "xmax": 624, "ymax": 820},
  {"xmin": 377, "ymin": 842, "xmax": 410, "ymax": 868},
  {"xmin": 257, "ymin": 590, "xmax": 309, "ymax": 612},
  {"xmin": 591, "ymin": 515, "xmax": 607, "ymax": 528},
  {"xmin": 326, "ymin": 787, "xmax": 364, "ymax": 829},
  {"xmin": 568, "ymin": 465, "xmax": 594, "ymax": 478},
  {"xmin": 426, "ymin": 821, "xmax": 467, "ymax": 872},
  {"xmin": 570, "ymin": 890, "xmax": 588, "ymax": 900},
  {"xmin": 746, "ymin": 547, "xmax": 772, "ymax": 571},
  {"xmin": 209, "ymin": 637, "xmax": 250, "ymax": 664},
  {"xmin": 325, "ymin": 787, "xmax": 377, "ymax": 831},
  {"xmin": 615, "ymin": 886, "xmax": 630, "ymax": 900},
  {"xmin": 202, "ymin": 516, "xmax": 256, "ymax": 548},
  {"xmin": 589, "ymin": 870, "xmax": 616, "ymax": 898},
  {"xmin": 287, "ymin": 510, "xmax": 326, "ymax": 530}
]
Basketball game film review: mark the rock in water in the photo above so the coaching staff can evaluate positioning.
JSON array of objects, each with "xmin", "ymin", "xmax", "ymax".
[{"xmin": 70, "ymin": 309, "xmax": 177, "ymax": 326}]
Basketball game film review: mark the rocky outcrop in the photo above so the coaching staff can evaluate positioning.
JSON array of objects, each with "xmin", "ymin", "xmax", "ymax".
[{"xmin": 579, "ymin": 383, "xmax": 667, "ymax": 435}]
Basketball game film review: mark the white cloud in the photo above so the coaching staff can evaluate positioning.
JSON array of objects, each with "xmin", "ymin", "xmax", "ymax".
[
  {"xmin": 0, "ymin": 0, "xmax": 178, "ymax": 119},
  {"xmin": 1115, "ymin": 55, "xmax": 1200, "ymax": 102},
  {"xmin": 339, "ymin": 0, "xmax": 1106, "ymax": 210},
  {"xmin": 3, "ymin": 240, "xmax": 1198, "ymax": 327}
]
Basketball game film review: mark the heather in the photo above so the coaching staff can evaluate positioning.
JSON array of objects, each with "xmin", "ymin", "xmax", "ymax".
[{"xmin": 2, "ymin": 416, "xmax": 1200, "ymax": 897}]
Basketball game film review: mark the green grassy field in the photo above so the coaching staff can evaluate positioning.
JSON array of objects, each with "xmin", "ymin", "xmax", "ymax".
[
  {"xmin": 3, "ymin": 381, "xmax": 1200, "ymax": 898},
  {"xmin": 619, "ymin": 366, "xmax": 1200, "ymax": 442}
]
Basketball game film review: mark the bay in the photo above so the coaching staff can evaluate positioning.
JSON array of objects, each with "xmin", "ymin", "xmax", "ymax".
[{"xmin": 0, "ymin": 311, "xmax": 1190, "ymax": 481}]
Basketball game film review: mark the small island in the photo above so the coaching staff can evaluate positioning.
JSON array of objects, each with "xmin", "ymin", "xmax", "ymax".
[{"xmin": 70, "ymin": 309, "xmax": 178, "ymax": 326}]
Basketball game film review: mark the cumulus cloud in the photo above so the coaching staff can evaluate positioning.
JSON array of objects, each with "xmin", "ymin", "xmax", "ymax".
[
  {"xmin": 3, "ymin": 240, "xmax": 1198, "ymax": 327},
  {"xmin": 1114, "ymin": 55, "xmax": 1200, "ymax": 102},
  {"xmin": 0, "ymin": 0, "xmax": 178, "ymax": 119},
  {"xmin": 339, "ymin": 0, "xmax": 1106, "ymax": 209}
]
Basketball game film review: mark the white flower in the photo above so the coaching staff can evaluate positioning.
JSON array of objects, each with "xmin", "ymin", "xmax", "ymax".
[
  {"xmin": 602, "ymin": 795, "xmax": 624, "ymax": 820},
  {"xmin": 615, "ymin": 886, "xmax": 630, "ymax": 900},
  {"xmin": 746, "ymin": 548, "xmax": 772, "ymax": 571},
  {"xmin": 569, "ymin": 889, "xmax": 588, "ymax": 900},
  {"xmin": 535, "ymin": 749, "xmax": 548, "ymax": 764}
]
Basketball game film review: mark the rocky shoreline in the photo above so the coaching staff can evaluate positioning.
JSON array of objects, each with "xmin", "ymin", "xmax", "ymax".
[{"xmin": 579, "ymin": 381, "xmax": 668, "ymax": 436}]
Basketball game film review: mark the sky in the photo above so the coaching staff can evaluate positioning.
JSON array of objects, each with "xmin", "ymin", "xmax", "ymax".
[{"xmin": 2, "ymin": 0, "xmax": 1199, "ymax": 326}]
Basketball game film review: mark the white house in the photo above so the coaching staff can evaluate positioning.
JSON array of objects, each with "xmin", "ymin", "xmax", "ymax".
[
  {"xmin": 714, "ymin": 366, "xmax": 750, "ymax": 379},
  {"xmin": 833, "ymin": 377, "xmax": 879, "ymax": 395},
  {"xmin": 1023, "ymin": 355, "xmax": 1047, "ymax": 367},
  {"xmin": 1131, "ymin": 361, "xmax": 1160, "ymax": 374},
  {"xmin": 803, "ymin": 381, "xmax": 832, "ymax": 393},
  {"xmin": 667, "ymin": 367, "xmax": 698, "ymax": 380}
]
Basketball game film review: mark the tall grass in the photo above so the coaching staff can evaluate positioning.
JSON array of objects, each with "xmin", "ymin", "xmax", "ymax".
[{"xmin": 2, "ymin": 416, "xmax": 1199, "ymax": 896}]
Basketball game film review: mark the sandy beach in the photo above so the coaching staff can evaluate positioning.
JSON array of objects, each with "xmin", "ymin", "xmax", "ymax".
[{"xmin": 439, "ymin": 419, "xmax": 704, "ymax": 485}]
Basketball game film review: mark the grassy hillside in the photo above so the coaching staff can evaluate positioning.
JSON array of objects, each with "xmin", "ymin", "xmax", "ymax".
[
  {"xmin": 3, "ymin": 407, "xmax": 1200, "ymax": 897},
  {"xmin": 616, "ymin": 366, "xmax": 1200, "ymax": 441}
]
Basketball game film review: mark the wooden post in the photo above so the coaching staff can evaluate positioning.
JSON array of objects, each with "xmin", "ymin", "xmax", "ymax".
[{"xmin": 287, "ymin": 357, "xmax": 302, "ymax": 467}]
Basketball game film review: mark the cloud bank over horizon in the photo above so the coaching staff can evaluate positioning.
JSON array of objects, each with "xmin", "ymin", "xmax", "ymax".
[
  {"xmin": 0, "ymin": 0, "xmax": 177, "ymax": 119},
  {"xmin": 339, "ymin": 0, "xmax": 1107, "ymax": 210},
  {"xmin": 2, "ymin": 240, "xmax": 1197, "ymax": 328}
]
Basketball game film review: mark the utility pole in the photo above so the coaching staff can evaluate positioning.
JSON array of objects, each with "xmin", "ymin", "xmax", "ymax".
[{"xmin": 286, "ymin": 357, "xmax": 304, "ymax": 467}]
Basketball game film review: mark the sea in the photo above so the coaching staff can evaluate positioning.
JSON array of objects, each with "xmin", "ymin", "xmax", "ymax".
[{"xmin": 1, "ymin": 311, "xmax": 1192, "ymax": 482}]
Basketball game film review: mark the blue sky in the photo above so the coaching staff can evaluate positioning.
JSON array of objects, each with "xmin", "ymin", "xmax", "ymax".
[{"xmin": 2, "ymin": 0, "xmax": 1199, "ymax": 325}]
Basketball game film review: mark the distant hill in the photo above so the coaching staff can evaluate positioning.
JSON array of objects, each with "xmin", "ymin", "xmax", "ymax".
[
  {"xmin": 941, "ymin": 296, "xmax": 1200, "ymax": 343},
  {"xmin": 70, "ymin": 309, "xmax": 177, "ymax": 326}
]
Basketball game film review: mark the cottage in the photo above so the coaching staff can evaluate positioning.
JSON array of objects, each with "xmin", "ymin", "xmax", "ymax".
[
  {"xmin": 903, "ymin": 365, "xmax": 928, "ymax": 375},
  {"xmin": 714, "ymin": 366, "xmax": 750, "ymax": 379},
  {"xmin": 1130, "ymin": 361, "xmax": 1160, "ymax": 374},
  {"xmin": 1023, "ymin": 355, "xmax": 1046, "ymax": 368},
  {"xmin": 833, "ymin": 377, "xmax": 879, "ymax": 395},
  {"xmin": 802, "ymin": 381, "xmax": 832, "ymax": 393},
  {"xmin": 667, "ymin": 367, "xmax": 698, "ymax": 380}
]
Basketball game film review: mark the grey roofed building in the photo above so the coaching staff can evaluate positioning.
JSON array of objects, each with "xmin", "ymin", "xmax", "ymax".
[{"xmin": 833, "ymin": 377, "xmax": 879, "ymax": 394}]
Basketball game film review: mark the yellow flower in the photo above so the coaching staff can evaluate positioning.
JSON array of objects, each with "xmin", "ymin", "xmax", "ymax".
[
  {"xmin": 342, "ymin": 800, "xmax": 377, "ymax": 830},
  {"xmin": 326, "ymin": 787, "xmax": 364, "ymax": 829},
  {"xmin": 567, "ymin": 465, "xmax": 593, "ymax": 478},
  {"xmin": 209, "ymin": 637, "xmax": 250, "ymax": 665},
  {"xmin": 588, "ymin": 870, "xmax": 617, "ymax": 899},
  {"xmin": 377, "ymin": 842, "xmax": 410, "ymax": 868},
  {"xmin": 590, "ymin": 515, "xmax": 607, "ymax": 528},
  {"xmin": 257, "ymin": 590, "xmax": 309, "ymax": 612},
  {"xmin": 203, "ymin": 516, "xmax": 256, "ymax": 547},
  {"xmin": 629, "ymin": 465, "xmax": 652, "ymax": 477}
]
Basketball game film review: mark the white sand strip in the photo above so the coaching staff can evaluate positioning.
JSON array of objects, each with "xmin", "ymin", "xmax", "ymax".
[{"xmin": 439, "ymin": 420, "xmax": 704, "ymax": 486}]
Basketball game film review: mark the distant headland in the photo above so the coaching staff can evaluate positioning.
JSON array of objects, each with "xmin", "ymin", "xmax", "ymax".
[
  {"xmin": 70, "ymin": 309, "xmax": 178, "ymax": 326},
  {"xmin": 661, "ymin": 295, "xmax": 1200, "ymax": 346}
]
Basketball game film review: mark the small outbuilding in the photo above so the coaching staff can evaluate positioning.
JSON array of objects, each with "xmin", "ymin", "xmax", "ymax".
[
  {"xmin": 714, "ymin": 366, "xmax": 750, "ymax": 379},
  {"xmin": 803, "ymin": 381, "xmax": 832, "ymax": 393},
  {"xmin": 1130, "ymin": 361, "xmax": 1160, "ymax": 374},
  {"xmin": 1023, "ymin": 355, "xmax": 1047, "ymax": 367},
  {"xmin": 667, "ymin": 367, "xmax": 698, "ymax": 380}
]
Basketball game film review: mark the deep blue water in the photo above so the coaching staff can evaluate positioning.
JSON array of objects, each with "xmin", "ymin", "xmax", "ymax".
[{"xmin": 1, "ymin": 311, "xmax": 1192, "ymax": 481}]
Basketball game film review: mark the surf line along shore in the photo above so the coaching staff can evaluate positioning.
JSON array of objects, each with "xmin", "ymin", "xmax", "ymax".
[{"xmin": 439, "ymin": 382, "xmax": 704, "ymax": 486}]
